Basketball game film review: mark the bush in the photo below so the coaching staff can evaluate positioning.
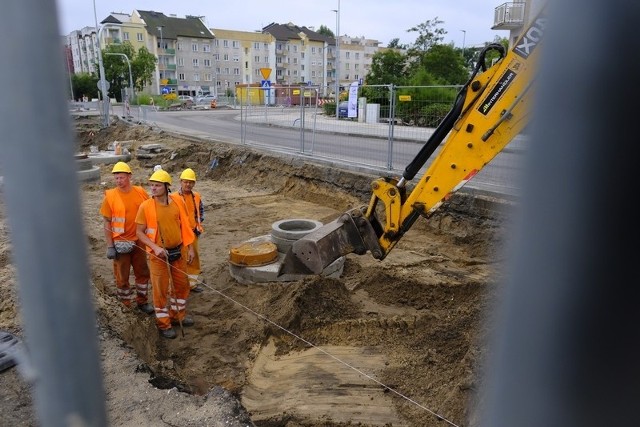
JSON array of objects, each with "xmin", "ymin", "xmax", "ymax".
[
  {"xmin": 135, "ymin": 93, "xmax": 153, "ymax": 106},
  {"xmin": 422, "ymin": 103, "xmax": 452, "ymax": 127},
  {"xmin": 323, "ymin": 102, "xmax": 336, "ymax": 116}
]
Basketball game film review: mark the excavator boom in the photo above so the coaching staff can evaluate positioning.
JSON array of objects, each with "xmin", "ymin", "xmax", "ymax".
[{"xmin": 279, "ymin": 8, "xmax": 546, "ymax": 276}]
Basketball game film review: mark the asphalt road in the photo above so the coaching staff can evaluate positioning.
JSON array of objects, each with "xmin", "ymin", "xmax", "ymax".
[{"xmin": 126, "ymin": 106, "xmax": 527, "ymax": 199}]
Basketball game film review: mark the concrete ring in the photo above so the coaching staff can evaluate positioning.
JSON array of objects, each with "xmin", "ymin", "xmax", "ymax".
[{"xmin": 270, "ymin": 218, "xmax": 323, "ymax": 240}]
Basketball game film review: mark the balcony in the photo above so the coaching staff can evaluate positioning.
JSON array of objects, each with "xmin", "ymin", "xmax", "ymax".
[{"xmin": 492, "ymin": 2, "xmax": 526, "ymax": 30}]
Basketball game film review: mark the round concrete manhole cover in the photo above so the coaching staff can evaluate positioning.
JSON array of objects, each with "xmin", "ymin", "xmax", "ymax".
[{"xmin": 229, "ymin": 240, "xmax": 278, "ymax": 267}]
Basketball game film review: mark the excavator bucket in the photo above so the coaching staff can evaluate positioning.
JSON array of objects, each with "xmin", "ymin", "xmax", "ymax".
[{"xmin": 278, "ymin": 208, "xmax": 381, "ymax": 276}]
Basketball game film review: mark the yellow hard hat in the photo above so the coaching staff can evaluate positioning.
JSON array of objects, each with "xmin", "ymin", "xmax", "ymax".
[
  {"xmin": 180, "ymin": 168, "xmax": 197, "ymax": 181},
  {"xmin": 149, "ymin": 169, "xmax": 172, "ymax": 185},
  {"xmin": 111, "ymin": 161, "xmax": 131, "ymax": 174}
]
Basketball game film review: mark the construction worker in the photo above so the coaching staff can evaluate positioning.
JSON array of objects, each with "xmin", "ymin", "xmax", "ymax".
[
  {"xmin": 100, "ymin": 161, "xmax": 154, "ymax": 314},
  {"xmin": 178, "ymin": 168, "xmax": 205, "ymax": 293},
  {"xmin": 135, "ymin": 169, "xmax": 196, "ymax": 339}
]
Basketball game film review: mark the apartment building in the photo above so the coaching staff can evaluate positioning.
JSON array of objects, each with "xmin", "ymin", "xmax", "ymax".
[
  {"xmin": 338, "ymin": 35, "xmax": 381, "ymax": 85},
  {"xmin": 133, "ymin": 10, "xmax": 215, "ymax": 97},
  {"xmin": 66, "ymin": 10, "xmax": 384, "ymax": 98},
  {"xmin": 210, "ymin": 28, "xmax": 275, "ymax": 96}
]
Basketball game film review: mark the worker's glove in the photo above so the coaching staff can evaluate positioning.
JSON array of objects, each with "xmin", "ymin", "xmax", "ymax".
[{"xmin": 106, "ymin": 246, "xmax": 117, "ymax": 260}]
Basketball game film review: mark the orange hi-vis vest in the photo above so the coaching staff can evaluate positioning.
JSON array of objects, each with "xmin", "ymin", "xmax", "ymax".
[
  {"xmin": 139, "ymin": 194, "xmax": 195, "ymax": 253},
  {"xmin": 180, "ymin": 190, "xmax": 204, "ymax": 234},
  {"xmin": 104, "ymin": 186, "xmax": 148, "ymax": 237}
]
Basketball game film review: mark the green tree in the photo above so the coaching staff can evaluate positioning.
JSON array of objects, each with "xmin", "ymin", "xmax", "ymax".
[
  {"xmin": 421, "ymin": 44, "xmax": 468, "ymax": 85},
  {"xmin": 132, "ymin": 46, "xmax": 157, "ymax": 92},
  {"xmin": 366, "ymin": 49, "xmax": 408, "ymax": 86},
  {"xmin": 316, "ymin": 25, "xmax": 334, "ymax": 38},
  {"xmin": 99, "ymin": 42, "xmax": 157, "ymax": 101},
  {"xmin": 387, "ymin": 38, "xmax": 407, "ymax": 50},
  {"xmin": 406, "ymin": 17, "xmax": 446, "ymax": 52},
  {"xmin": 71, "ymin": 72, "xmax": 98, "ymax": 101}
]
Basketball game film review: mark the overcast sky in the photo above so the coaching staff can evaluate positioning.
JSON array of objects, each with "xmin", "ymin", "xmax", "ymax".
[{"xmin": 56, "ymin": 0, "xmax": 506, "ymax": 48}]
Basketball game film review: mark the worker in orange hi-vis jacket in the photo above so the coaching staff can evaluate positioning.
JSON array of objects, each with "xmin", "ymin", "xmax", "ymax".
[
  {"xmin": 135, "ymin": 168, "xmax": 195, "ymax": 339},
  {"xmin": 100, "ymin": 161, "xmax": 154, "ymax": 315},
  {"xmin": 177, "ymin": 168, "xmax": 205, "ymax": 293}
]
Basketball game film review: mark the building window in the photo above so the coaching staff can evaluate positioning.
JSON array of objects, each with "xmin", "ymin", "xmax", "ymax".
[
  {"xmin": 177, "ymin": 58, "xmax": 184, "ymax": 67},
  {"xmin": 213, "ymin": 53, "xmax": 219, "ymax": 61},
  {"xmin": 203, "ymin": 44, "xmax": 211, "ymax": 52},
  {"xmin": 178, "ymin": 73, "xmax": 185, "ymax": 81},
  {"xmin": 346, "ymin": 52, "xmax": 350, "ymax": 59},
  {"xmin": 232, "ymin": 41, "xmax": 239, "ymax": 48},
  {"xmin": 223, "ymin": 54, "xmax": 229, "ymax": 61},
  {"xmin": 123, "ymin": 32, "xmax": 129, "ymax": 41},
  {"xmin": 137, "ymin": 33, "xmax": 143, "ymax": 42},
  {"xmin": 205, "ymin": 73, "xmax": 212, "ymax": 81},
  {"xmin": 254, "ymin": 55, "xmax": 260, "ymax": 63},
  {"xmin": 204, "ymin": 58, "xmax": 211, "ymax": 67},
  {"xmin": 233, "ymin": 55, "xmax": 239, "ymax": 62},
  {"xmin": 254, "ymin": 42, "xmax": 260, "ymax": 49},
  {"xmin": 177, "ymin": 42, "xmax": 183, "ymax": 51},
  {"xmin": 193, "ymin": 58, "xmax": 199, "ymax": 67},
  {"xmin": 193, "ymin": 73, "xmax": 200, "ymax": 82},
  {"xmin": 233, "ymin": 68, "xmax": 240, "ymax": 75},
  {"xmin": 192, "ymin": 43, "xmax": 198, "ymax": 52},
  {"xmin": 355, "ymin": 52, "xmax": 360, "ymax": 60},
  {"xmin": 223, "ymin": 40, "xmax": 229, "ymax": 47}
]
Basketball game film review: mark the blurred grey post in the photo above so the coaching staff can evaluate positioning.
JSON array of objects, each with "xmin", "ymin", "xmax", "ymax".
[
  {"xmin": 480, "ymin": 1, "xmax": 639, "ymax": 426},
  {"xmin": 0, "ymin": 1, "xmax": 107, "ymax": 426},
  {"xmin": 94, "ymin": 0, "xmax": 110, "ymax": 128}
]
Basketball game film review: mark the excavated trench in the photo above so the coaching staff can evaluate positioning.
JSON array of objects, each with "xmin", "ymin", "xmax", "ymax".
[{"xmin": 2, "ymin": 116, "xmax": 513, "ymax": 426}]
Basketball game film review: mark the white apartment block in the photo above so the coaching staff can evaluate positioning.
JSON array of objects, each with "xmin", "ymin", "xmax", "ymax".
[{"xmin": 65, "ymin": 3, "xmax": 529, "ymax": 97}]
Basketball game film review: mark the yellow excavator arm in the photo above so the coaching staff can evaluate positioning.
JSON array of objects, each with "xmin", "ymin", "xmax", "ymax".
[{"xmin": 279, "ymin": 9, "xmax": 546, "ymax": 276}]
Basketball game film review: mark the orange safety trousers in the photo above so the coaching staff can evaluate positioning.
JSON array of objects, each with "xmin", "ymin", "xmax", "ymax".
[
  {"xmin": 112, "ymin": 244, "xmax": 151, "ymax": 306},
  {"xmin": 148, "ymin": 248, "xmax": 190, "ymax": 331},
  {"xmin": 186, "ymin": 235, "xmax": 201, "ymax": 289}
]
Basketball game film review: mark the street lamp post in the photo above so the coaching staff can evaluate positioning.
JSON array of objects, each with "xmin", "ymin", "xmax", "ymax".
[
  {"xmin": 332, "ymin": 0, "xmax": 340, "ymax": 118},
  {"xmin": 105, "ymin": 53, "xmax": 133, "ymax": 101},
  {"xmin": 461, "ymin": 29, "xmax": 466, "ymax": 59},
  {"xmin": 93, "ymin": 0, "xmax": 109, "ymax": 127},
  {"xmin": 157, "ymin": 26, "xmax": 164, "ymax": 94}
]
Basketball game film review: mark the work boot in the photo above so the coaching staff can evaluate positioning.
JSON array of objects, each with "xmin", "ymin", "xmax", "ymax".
[
  {"xmin": 172, "ymin": 316, "xmax": 195, "ymax": 327},
  {"xmin": 137, "ymin": 303, "xmax": 154, "ymax": 315},
  {"xmin": 159, "ymin": 328, "xmax": 177, "ymax": 339},
  {"xmin": 190, "ymin": 285, "xmax": 204, "ymax": 293}
]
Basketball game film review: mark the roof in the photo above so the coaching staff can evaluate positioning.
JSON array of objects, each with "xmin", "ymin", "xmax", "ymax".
[
  {"xmin": 262, "ymin": 22, "xmax": 331, "ymax": 44},
  {"xmin": 100, "ymin": 12, "xmax": 131, "ymax": 25},
  {"xmin": 137, "ymin": 10, "xmax": 214, "ymax": 40}
]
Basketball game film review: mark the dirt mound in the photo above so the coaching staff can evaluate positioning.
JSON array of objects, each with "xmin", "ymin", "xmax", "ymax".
[{"xmin": 0, "ymin": 115, "xmax": 509, "ymax": 426}]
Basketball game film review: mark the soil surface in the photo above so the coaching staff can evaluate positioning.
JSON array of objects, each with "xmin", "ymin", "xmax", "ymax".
[{"xmin": 0, "ymin": 114, "xmax": 512, "ymax": 427}]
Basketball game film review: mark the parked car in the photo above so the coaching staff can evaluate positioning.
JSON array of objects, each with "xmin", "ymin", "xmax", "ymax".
[
  {"xmin": 177, "ymin": 95, "xmax": 194, "ymax": 102},
  {"xmin": 195, "ymin": 94, "xmax": 218, "ymax": 104},
  {"xmin": 338, "ymin": 101, "xmax": 349, "ymax": 118}
]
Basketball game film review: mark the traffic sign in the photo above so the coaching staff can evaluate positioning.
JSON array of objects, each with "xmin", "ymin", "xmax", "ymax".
[
  {"xmin": 260, "ymin": 68, "xmax": 272, "ymax": 79},
  {"xmin": 261, "ymin": 80, "xmax": 271, "ymax": 89},
  {"xmin": 97, "ymin": 80, "xmax": 110, "ymax": 92}
]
